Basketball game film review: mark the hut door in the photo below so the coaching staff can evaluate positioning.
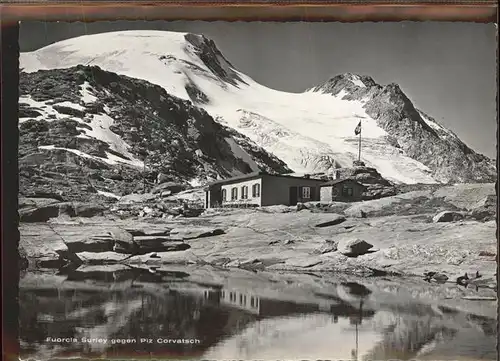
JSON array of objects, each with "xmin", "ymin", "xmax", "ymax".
[
  {"xmin": 310, "ymin": 187, "xmax": 316, "ymax": 201},
  {"xmin": 289, "ymin": 186, "xmax": 298, "ymax": 206}
]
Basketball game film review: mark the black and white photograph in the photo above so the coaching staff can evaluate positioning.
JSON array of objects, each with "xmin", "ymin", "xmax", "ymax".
[{"xmin": 18, "ymin": 20, "xmax": 497, "ymax": 360}]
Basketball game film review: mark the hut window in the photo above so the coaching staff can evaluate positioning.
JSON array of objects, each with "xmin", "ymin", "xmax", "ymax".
[
  {"xmin": 222, "ymin": 189, "xmax": 227, "ymax": 201},
  {"xmin": 302, "ymin": 186, "xmax": 311, "ymax": 199},
  {"xmin": 252, "ymin": 183, "xmax": 261, "ymax": 197},
  {"xmin": 241, "ymin": 186, "xmax": 249, "ymax": 199},
  {"xmin": 342, "ymin": 186, "xmax": 354, "ymax": 197},
  {"xmin": 231, "ymin": 187, "xmax": 238, "ymax": 200}
]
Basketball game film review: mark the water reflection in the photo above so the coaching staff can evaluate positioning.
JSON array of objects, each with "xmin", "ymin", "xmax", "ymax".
[{"xmin": 19, "ymin": 267, "xmax": 497, "ymax": 360}]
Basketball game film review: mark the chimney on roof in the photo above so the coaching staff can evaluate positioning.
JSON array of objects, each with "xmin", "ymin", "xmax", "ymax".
[{"xmin": 304, "ymin": 174, "xmax": 310, "ymax": 179}]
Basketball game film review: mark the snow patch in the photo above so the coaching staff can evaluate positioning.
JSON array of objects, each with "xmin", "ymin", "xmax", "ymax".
[
  {"xmin": 81, "ymin": 113, "xmax": 139, "ymax": 163},
  {"xmin": 335, "ymin": 89, "xmax": 349, "ymax": 99},
  {"xmin": 19, "ymin": 96, "xmax": 80, "ymax": 123},
  {"xmin": 53, "ymin": 101, "xmax": 85, "ymax": 111},
  {"xmin": 80, "ymin": 81, "xmax": 98, "ymax": 104},
  {"xmin": 97, "ymin": 190, "xmax": 121, "ymax": 199},
  {"xmin": 188, "ymin": 178, "xmax": 203, "ymax": 187},
  {"xmin": 38, "ymin": 145, "xmax": 143, "ymax": 168},
  {"xmin": 105, "ymin": 151, "xmax": 143, "ymax": 168},
  {"xmin": 349, "ymin": 74, "xmax": 366, "ymax": 88},
  {"xmin": 21, "ymin": 96, "xmax": 145, "ymax": 168}
]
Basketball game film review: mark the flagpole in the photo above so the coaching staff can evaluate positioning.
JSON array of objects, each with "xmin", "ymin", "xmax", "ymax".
[{"xmin": 358, "ymin": 120, "xmax": 362, "ymax": 162}]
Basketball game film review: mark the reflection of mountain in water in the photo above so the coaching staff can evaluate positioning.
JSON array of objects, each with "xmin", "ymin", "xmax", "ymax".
[
  {"xmin": 19, "ymin": 267, "xmax": 374, "ymax": 359},
  {"xmin": 19, "ymin": 267, "xmax": 497, "ymax": 360},
  {"xmin": 217, "ymin": 287, "xmax": 374, "ymax": 320}
]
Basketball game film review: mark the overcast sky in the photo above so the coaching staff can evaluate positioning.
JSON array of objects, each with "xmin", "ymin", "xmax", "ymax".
[{"xmin": 20, "ymin": 21, "xmax": 497, "ymax": 158}]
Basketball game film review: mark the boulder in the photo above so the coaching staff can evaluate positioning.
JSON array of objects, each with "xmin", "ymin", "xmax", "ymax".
[
  {"xmin": 134, "ymin": 236, "xmax": 184, "ymax": 247},
  {"xmin": 469, "ymin": 195, "xmax": 496, "ymax": 222},
  {"xmin": 286, "ymin": 258, "xmax": 323, "ymax": 269},
  {"xmin": 182, "ymin": 207, "xmax": 204, "ymax": 218},
  {"xmin": 340, "ymin": 239, "xmax": 374, "ymax": 257},
  {"xmin": 315, "ymin": 215, "xmax": 346, "ymax": 228},
  {"xmin": 118, "ymin": 193, "xmax": 157, "ymax": 204},
  {"xmin": 57, "ymin": 202, "xmax": 77, "ymax": 217},
  {"xmin": 432, "ymin": 211, "xmax": 465, "ymax": 223},
  {"xmin": 110, "ymin": 228, "xmax": 139, "ymax": 254},
  {"xmin": 21, "ymin": 192, "xmax": 65, "ymax": 202},
  {"xmin": 19, "ymin": 204, "xmax": 60, "ymax": 222},
  {"xmin": 139, "ymin": 242, "xmax": 191, "ymax": 253},
  {"xmin": 424, "ymin": 272, "xmax": 449, "ymax": 283},
  {"xmin": 296, "ymin": 202, "xmax": 306, "ymax": 211},
  {"xmin": 470, "ymin": 208, "xmax": 496, "ymax": 222},
  {"xmin": 20, "ymin": 233, "xmax": 81, "ymax": 267},
  {"xmin": 152, "ymin": 182, "xmax": 187, "ymax": 195},
  {"xmin": 65, "ymin": 233, "xmax": 115, "ymax": 253},
  {"xmin": 143, "ymin": 206, "xmax": 154, "ymax": 214},
  {"xmin": 19, "ymin": 197, "xmax": 62, "ymax": 210},
  {"xmin": 72, "ymin": 202, "xmax": 106, "ymax": 217},
  {"xmin": 156, "ymin": 173, "xmax": 171, "ymax": 184},
  {"xmin": 166, "ymin": 207, "xmax": 183, "ymax": 216},
  {"xmin": 239, "ymin": 258, "xmax": 265, "ymax": 271},
  {"xmin": 77, "ymin": 251, "xmax": 131, "ymax": 264},
  {"xmin": 345, "ymin": 208, "xmax": 367, "ymax": 218},
  {"xmin": 170, "ymin": 227, "xmax": 225, "ymax": 240},
  {"xmin": 19, "ymin": 201, "xmax": 107, "ymax": 222},
  {"xmin": 124, "ymin": 228, "xmax": 172, "ymax": 237},
  {"xmin": 473, "ymin": 194, "xmax": 496, "ymax": 209},
  {"xmin": 53, "ymin": 104, "xmax": 86, "ymax": 118},
  {"xmin": 314, "ymin": 239, "xmax": 339, "ymax": 254}
]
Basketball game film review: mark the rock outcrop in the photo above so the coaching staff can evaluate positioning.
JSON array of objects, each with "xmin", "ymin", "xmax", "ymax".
[
  {"xmin": 432, "ymin": 211, "xmax": 465, "ymax": 223},
  {"xmin": 333, "ymin": 166, "xmax": 397, "ymax": 200},
  {"xmin": 469, "ymin": 195, "xmax": 496, "ymax": 222},
  {"xmin": 340, "ymin": 239, "xmax": 375, "ymax": 257}
]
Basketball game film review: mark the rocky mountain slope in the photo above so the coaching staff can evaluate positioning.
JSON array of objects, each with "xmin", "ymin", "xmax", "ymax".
[
  {"xmin": 19, "ymin": 65, "xmax": 290, "ymax": 202},
  {"xmin": 310, "ymin": 74, "xmax": 496, "ymax": 183},
  {"xmin": 20, "ymin": 30, "xmax": 496, "ymax": 185}
]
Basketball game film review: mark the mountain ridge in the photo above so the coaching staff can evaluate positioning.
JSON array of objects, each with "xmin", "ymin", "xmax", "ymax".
[
  {"xmin": 311, "ymin": 72, "xmax": 495, "ymax": 183},
  {"xmin": 20, "ymin": 30, "xmax": 496, "ymax": 185}
]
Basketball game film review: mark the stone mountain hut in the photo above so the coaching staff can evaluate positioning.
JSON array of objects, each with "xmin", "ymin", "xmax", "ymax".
[{"xmin": 204, "ymin": 171, "xmax": 327, "ymax": 208}]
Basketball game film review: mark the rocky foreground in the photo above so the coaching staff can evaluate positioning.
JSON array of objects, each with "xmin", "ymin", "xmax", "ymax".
[{"xmin": 20, "ymin": 183, "xmax": 497, "ymax": 295}]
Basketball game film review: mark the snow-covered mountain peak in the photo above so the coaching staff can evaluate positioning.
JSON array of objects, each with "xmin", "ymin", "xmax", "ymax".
[
  {"xmin": 21, "ymin": 30, "xmax": 248, "ymax": 104},
  {"xmin": 308, "ymin": 73, "xmax": 378, "ymax": 95}
]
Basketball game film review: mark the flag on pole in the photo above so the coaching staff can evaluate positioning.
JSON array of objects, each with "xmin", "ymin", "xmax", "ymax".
[{"xmin": 354, "ymin": 121, "xmax": 362, "ymax": 135}]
